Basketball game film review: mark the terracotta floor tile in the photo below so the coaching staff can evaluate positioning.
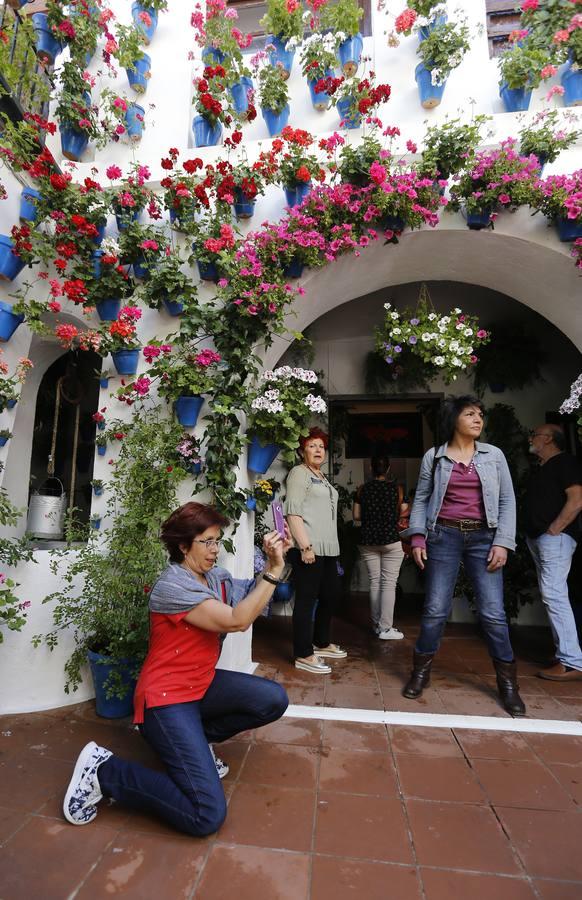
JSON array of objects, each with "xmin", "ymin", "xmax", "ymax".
[
  {"xmin": 0, "ymin": 806, "xmax": 29, "ymax": 842},
  {"xmin": 546, "ymin": 763, "xmax": 582, "ymax": 805},
  {"xmin": 0, "ymin": 713, "xmax": 59, "ymax": 761},
  {"xmin": 389, "ymin": 726, "xmax": 461, "ymax": 758},
  {"xmin": 0, "ymin": 816, "xmax": 116, "ymax": 899},
  {"xmin": 323, "ymin": 684, "xmax": 384, "ymax": 710},
  {"xmin": 435, "ymin": 688, "xmax": 509, "ymax": 718},
  {"xmin": 397, "ymin": 755, "xmax": 486, "ymax": 803},
  {"xmin": 0, "ymin": 754, "xmax": 72, "ymax": 812},
  {"xmin": 380, "ymin": 688, "xmax": 447, "ymax": 714},
  {"xmin": 430, "ymin": 672, "xmax": 484, "ymax": 690},
  {"xmin": 554, "ymin": 697, "xmax": 582, "ymax": 719},
  {"xmin": 75, "ymin": 830, "xmax": 207, "ymax": 898},
  {"xmin": 496, "ymin": 806, "xmax": 582, "ymax": 880},
  {"xmin": 198, "ymin": 844, "xmax": 310, "ymax": 900},
  {"xmin": 326, "ymin": 666, "xmax": 378, "ymax": 688},
  {"xmin": 454, "ymin": 730, "xmax": 536, "ymax": 761},
  {"xmin": 219, "ymin": 783, "xmax": 315, "ymax": 852},
  {"xmin": 421, "ymin": 869, "xmax": 537, "ymax": 899},
  {"xmin": 315, "ymin": 791, "xmax": 412, "ymax": 863},
  {"xmin": 254, "ymin": 716, "xmax": 322, "ymax": 746},
  {"xmin": 535, "ymin": 678, "xmax": 582, "ymax": 699},
  {"xmin": 524, "ymin": 695, "xmax": 578, "ymax": 721},
  {"xmin": 284, "ymin": 683, "xmax": 326, "ymax": 706},
  {"xmin": 321, "ymin": 721, "xmax": 389, "ymax": 753},
  {"xmin": 215, "ymin": 741, "xmax": 250, "ymax": 783},
  {"xmin": 311, "ymin": 856, "xmax": 421, "ymax": 900},
  {"xmin": 472, "ymin": 758, "xmax": 574, "ymax": 810},
  {"xmin": 406, "ymin": 799, "xmax": 520, "ymax": 873},
  {"xmin": 373, "ymin": 668, "xmax": 407, "ymax": 691},
  {"xmin": 319, "ymin": 747, "xmax": 397, "ymax": 796},
  {"xmin": 533, "ymin": 879, "xmax": 582, "ymax": 899},
  {"xmin": 526, "ymin": 734, "xmax": 582, "ymax": 765},
  {"xmin": 239, "ymin": 743, "xmax": 319, "ymax": 790}
]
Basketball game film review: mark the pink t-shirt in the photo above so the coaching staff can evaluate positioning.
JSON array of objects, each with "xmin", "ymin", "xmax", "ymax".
[{"xmin": 411, "ymin": 460, "xmax": 485, "ymax": 550}]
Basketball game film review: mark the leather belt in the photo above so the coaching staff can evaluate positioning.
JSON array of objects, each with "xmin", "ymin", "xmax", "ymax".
[{"xmin": 437, "ymin": 517, "xmax": 486, "ymax": 532}]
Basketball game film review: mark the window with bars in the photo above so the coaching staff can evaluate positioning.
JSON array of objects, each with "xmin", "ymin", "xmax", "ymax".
[
  {"xmin": 485, "ymin": 0, "xmax": 522, "ymax": 58},
  {"xmin": 227, "ymin": 0, "xmax": 372, "ymax": 45}
]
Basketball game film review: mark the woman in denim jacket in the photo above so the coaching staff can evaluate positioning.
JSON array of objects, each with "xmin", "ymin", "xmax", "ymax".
[{"xmin": 401, "ymin": 395, "xmax": 525, "ymax": 716}]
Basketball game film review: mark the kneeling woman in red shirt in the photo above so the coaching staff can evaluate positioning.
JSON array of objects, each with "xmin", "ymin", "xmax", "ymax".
[{"xmin": 63, "ymin": 502, "xmax": 290, "ymax": 835}]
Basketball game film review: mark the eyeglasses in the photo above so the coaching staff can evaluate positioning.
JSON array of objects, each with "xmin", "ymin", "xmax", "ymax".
[
  {"xmin": 529, "ymin": 431, "xmax": 551, "ymax": 439},
  {"xmin": 192, "ymin": 539, "xmax": 223, "ymax": 550}
]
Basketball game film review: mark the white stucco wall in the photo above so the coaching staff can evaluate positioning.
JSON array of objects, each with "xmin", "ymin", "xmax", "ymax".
[{"xmin": 0, "ymin": 0, "xmax": 581, "ymax": 711}]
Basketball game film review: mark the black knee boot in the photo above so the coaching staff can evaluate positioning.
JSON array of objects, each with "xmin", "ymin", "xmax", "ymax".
[
  {"xmin": 403, "ymin": 651, "xmax": 435, "ymax": 699},
  {"xmin": 493, "ymin": 658, "xmax": 526, "ymax": 717}
]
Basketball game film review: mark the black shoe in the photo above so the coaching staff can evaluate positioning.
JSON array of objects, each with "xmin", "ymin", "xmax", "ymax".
[
  {"xmin": 492, "ymin": 658, "xmax": 526, "ymax": 717},
  {"xmin": 403, "ymin": 651, "xmax": 435, "ymax": 699}
]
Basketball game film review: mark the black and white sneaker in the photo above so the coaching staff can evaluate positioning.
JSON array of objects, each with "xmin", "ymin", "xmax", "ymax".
[
  {"xmin": 209, "ymin": 743, "xmax": 229, "ymax": 779},
  {"xmin": 63, "ymin": 741, "xmax": 112, "ymax": 825}
]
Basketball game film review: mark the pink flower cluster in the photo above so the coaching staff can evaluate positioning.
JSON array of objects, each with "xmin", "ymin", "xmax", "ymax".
[{"xmin": 194, "ymin": 349, "xmax": 221, "ymax": 367}]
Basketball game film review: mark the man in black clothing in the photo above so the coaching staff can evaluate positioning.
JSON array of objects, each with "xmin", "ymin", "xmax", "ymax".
[{"xmin": 525, "ymin": 424, "xmax": 582, "ymax": 681}]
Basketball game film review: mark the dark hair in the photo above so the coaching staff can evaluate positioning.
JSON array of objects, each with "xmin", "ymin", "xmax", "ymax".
[
  {"xmin": 298, "ymin": 427, "xmax": 329, "ymax": 451},
  {"xmin": 371, "ymin": 455, "xmax": 391, "ymax": 478},
  {"xmin": 160, "ymin": 502, "xmax": 229, "ymax": 563},
  {"xmin": 548, "ymin": 424, "xmax": 566, "ymax": 451},
  {"xmin": 440, "ymin": 395, "xmax": 485, "ymax": 443}
]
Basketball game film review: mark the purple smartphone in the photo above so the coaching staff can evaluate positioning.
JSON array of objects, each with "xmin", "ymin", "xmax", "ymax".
[{"xmin": 271, "ymin": 500, "xmax": 285, "ymax": 537}]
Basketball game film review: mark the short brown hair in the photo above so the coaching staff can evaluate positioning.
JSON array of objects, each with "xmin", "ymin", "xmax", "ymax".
[
  {"xmin": 298, "ymin": 427, "xmax": 329, "ymax": 451},
  {"xmin": 160, "ymin": 502, "xmax": 229, "ymax": 563}
]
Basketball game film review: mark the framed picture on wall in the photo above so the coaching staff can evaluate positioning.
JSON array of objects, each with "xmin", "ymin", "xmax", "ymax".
[{"xmin": 345, "ymin": 412, "xmax": 424, "ymax": 459}]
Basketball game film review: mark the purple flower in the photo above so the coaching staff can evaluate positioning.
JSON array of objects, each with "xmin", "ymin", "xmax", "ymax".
[
  {"xmin": 409, "ymin": 335, "xmax": 417, "ymax": 344},
  {"xmin": 410, "ymin": 318, "xmax": 419, "ymax": 325},
  {"xmin": 394, "ymin": 345, "xmax": 402, "ymax": 353},
  {"xmin": 385, "ymin": 356, "xmax": 393, "ymax": 364}
]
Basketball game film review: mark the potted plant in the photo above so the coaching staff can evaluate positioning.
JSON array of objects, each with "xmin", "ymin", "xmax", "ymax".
[
  {"xmin": 227, "ymin": 152, "xmax": 277, "ymax": 220},
  {"xmin": 108, "ymin": 163, "xmax": 152, "ymax": 230},
  {"xmin": 247, "ymin": 477, "xmax": 279, "ymax": 512},
  {"xmin": 113, "ymin": 23, "xmax": 151, "ymax": 94},
  {"xmin": 147, "ymin": 345, "xmax": 222, "ymax": 425},
  {"xmin": 138, "ymin": 249, "xmax": 199, "ymax": 317},
  {"xmin": 531, "ymin": 170, "xmax": 582, "ymax": 241},
  {"xmin": 299, "ymin": 32, "xmax": 337, "ymax": 111},
  {"xmin": 54, "ymin": 64, "xmax": 104, "ymax": 162},
  {"xmin": 91, "ymin": 479, "xmax": 104, "ymax": 497},
  {"xmin": 498, "ymin": 41, "xmax": 551, "ymax": 112},
  {"xmin": 419, "ymin": 115, "xmax": 490, "ymax": 181},
  {"xmin": 337, "ymin": 134, "xmax": 384, "ymax": 186},
  {"xmin": 90, "ymin": 514, "xmax": 102, "ymax": 531},
  {"xmin": 246, "ymin": 365, "xmax": 327, "ymax": 469},
  {"xmin": 190, "ymin": 209, "xmax": 238, "ymax": 282},
  {"xmin": 520, "ymin": 0, "xmax": 582, "ymax": 105},
  {"xmin": 0, "ymin": 429, "xmax": 12, "ymax": 448},
  {"xmin": 415, "ymin": 16, "xmax": 470, "ymax": 108},
  {"xmin": 405, "ymin": 0, "xmax": 447, "ymax": 37},
  {"xmin": 374, "ymin": 289, "xmax": 490, "ymax": 386},
  {"xmin": 46, "ymin": 0, "xmax": 103, "ymax": 63},
  {"xmin": 101, "ymin": 90, "xmax": 147, "ymax": 144},
  {"xmin": 31, "ymin": 10, "xmax": 62, "ymax": 65},
  {"xmin": 95, "ymin": 432, "xmax": 108, "ymax": 456},
  {"xmin": 99, "ymin": 306, "xmax": 143, "ymax": 375},
  {"xmin": 448, "ymin": 138, "xmax": 540, "ymax": 230},
  {"xmin": 519, "ymin": 109, "xmax": 581, "ymax": 170},
  {"xmin": 175, "ymin": 432, "xmax": 203, "ymax": 475},
  {"xmin": 255, "ymin": 63, "xmax": 290, "ymax": 136},
  {"xmin": 320, "ymin": 73, "xmax": 391, "ymax": 129},
  {"xmin": 191, "ymin": 64, "xmax": 232, "ymax": 147},
  {"xmin": 117, "ymin": 222, "xmax": 168, "ymax": 281},
  {"xmin": 83, "ymin": 239, "xmax": 133, "ymax": 320},
  {"xmin": 260, "ymin": 0, "xmax": 304, "ymax": 79},
  {"xmin": 274, "ymin": 125, "xmax": 325, "ymax": 207},
  {"xmin": 472, "ymin": 325, "xmax": 546, "ymax": 394},
  {"xmin": 131, "ymin": 1, "xmax": 168, "ymax": 46},
  {"xmin": 321, "ymin": 0, "xmax": 364, "ymax": 77},
  {"xmin": 160, "ymin": 154, "xmax": 206, "ymax": 231}
]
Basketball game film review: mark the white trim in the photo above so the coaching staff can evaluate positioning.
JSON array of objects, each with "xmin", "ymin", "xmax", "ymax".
[{"xmin": 285, "ymin": 704, "xmax": 582, "ymax": 737}]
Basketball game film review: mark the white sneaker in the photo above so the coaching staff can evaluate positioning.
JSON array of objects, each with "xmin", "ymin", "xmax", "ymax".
[
  {"xmin": 63, "ymin": 741, "xmax": 112, "ymax": 825},
  {"xmin": 378, "ymin": 627, "xmax": 404, "ymax": 640},
  {"xmin": 209, "ymin": 743, "xmax": 229, "ymax": 779},
  {"xmin": 295, "ymin": 656, "xmax": 332, "ymax": 674}
]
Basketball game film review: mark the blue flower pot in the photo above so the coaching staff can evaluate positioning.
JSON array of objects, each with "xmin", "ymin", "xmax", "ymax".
[
  {"xmin": 90, "ymin": 518, "xmax": 101, "ymax": 531},
  {"xmin": 92, "ymin": 250, "xmax": 103, "ymax": 279},
  {"xmin": 96, "ymin": 298, "xmax": 121, "ymax": 321},
  {"xmin": 126, "ymin": 53, "xmax": 151, "ymax": 94},
  {"xmin": 97, "ymin": 444, "xmax": 107, "ymax": 456},
  {"xmin": 262, "ymin": 104, "xmax": 290, "ymax": 137},
  {"xmin": 189, "ymin": 461, "xmax": 202, "ymax": 475},
  {"xmin": 561, "ymin": 63, "xmax": 582, "ymax": 107},
  {"xmin": 337, "ymin": 32, "xmax": 363, "ymax": 76},
  {"xmin": 556, "ymin": 217, "xmax": 582, "ymax": 242},
  {"xmin": 230, "ymin": 77, "xmax": 253, "ymax": 117},
  {"xmin": 174, "ymin": 395, "xmax": 204, "ymax": 427},
  {"xmin": 100, "ymin": 377, "xmax": 109, "ymax": 389},
  {"xmin": 267, "ymin": 34, "xmax": 295, "ymax": 79},
  {"xmin": 418, "ymin": 14, "xmax": 447, "ymax": 41},
  {"xmin": 273, "ymin": 581, "xmax": 294, "ymax": 603},
  {"xmin": 201, "ymin": 46, "xmax": 225, "ymax": 65},
  {"xmin": 93, "ymin": 485, "xmax": 104, "ymax": 496},
  {"xmin": 0, "ymin": 301, "xmax": 24, "ymax": 342},
  {"xmin": 87, "ymin": 650, "xmax": 137, "ymax": 718},
  {"xmin": 499, "ymin": 83, "xmax": 532, "ymax": 112},
  {"xmin": 125, "ymin": 103, "xmax": 145, "ymax": 141},
  {"xmin": 97, "ymin": 420, "xmax": 106, "ymax": 431},
  {"xmin": 0, "ymin": 436, "xmax": 9, "ymax": 448},
  {"xmin": 93, "ymin": 222, "xmax": 106, "ymax": 245},
  {"xmin": 131, "ymin": 3, "xmax": 158, "ymax": 44},
  {"xmin": 467, "ymin": 208, "xmax": 493, "ymax": 230},
  {"xmin": 246, "ymin": 497, "xmax": 257, "ymax": 511},
  {"xmin": 193, "ymin": 249, "xmax": 219, "ymax": 282},
  {"xmin": 380, "ymin": 215, "xmax": 405, "ymax": 233},
  {"xmin": 415, "ymin": 63, "xmax": 446, "ymax": 109},
  {"xmin": 284, "ymin": 182, "xmax": 311, "ymax": 208},
  {"xmin": 0, "ymin": 236, "xmax": 25, "ymax": 283},
  {"xmin": 192, "ymin": 115, "xmax": 222, "ymax": 148},
  {"xmin": 115, "ymin": 208, "xmax": 141, "ymax": 231},
  {"xmin": 247, "ymin": 436, "xmax": 280, "ymax": 474},
  {"xmin": 111, "ymin": 348, "xmax": 139, "ymax": 375},
  {"xmin": 308, "ymin": 71, "xmax": 333, "ymax": 111},
  {"xmin": 6, "ymin": 399, "xmax": 17, "ymax": 409},
  {"xmin": 283, "ymin": 258, "xmax": 304, "ymax": 279},
  {"xmin": 162, "ymin": 297, "xmax": 184, "ymax": 316},
  {"xmin": 31, "ymin": 13, "xmax": 62, "ymax": 65},
  {"xmin": 19, "ymin": 187, "xmax": 41, "ymax": 222},
  {"xmin": 60, "ymin": 126, "xmax": 89, "ymax": 162},
  {"xmin": 233, "ymin": 188, "xmax": 256, "ymax": 220},
  {"xmin": 169, "ymin": 205, "xmax": 197, "ymax": 230},
  {"xmin": 132, "ymin": 257, "xmax": 150, "ymax": 280},
  {"xmin": 337, "ymin": 97, "xmax": 361, "ymax": 129}
]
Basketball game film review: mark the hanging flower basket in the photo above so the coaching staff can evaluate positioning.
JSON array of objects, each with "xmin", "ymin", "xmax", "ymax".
[
  {"xmin": 162, "ymin": 297, "xmax": 184, "ymax": 316},
  {"xmin": 337, "ymin": 33, "xmax": 363, "ymax": 77},
  {"xmin": 246, "ymin": 497, "xmax": 257, "ymax": 511},
  {"xmin": 201, "ymin": 46, "xmax": 225, "ymax": 65},
  {"xmin": 174, "ymin": 395, "xmax": 204, "ymax": 427},
  {"xmin": 0, "ymin": 435, "xmax": 10, "ymax": 448},
  {"xmin": 284, "ymin": 182, "xmax": 311, "ymax": 209},
  {"xmin": 308, "ymin": 73, "xmax": 333, "ymax": 111},
  {"xmin": 467, "ymin": 208, "xmax": 493, "ymax": 230},
  {"xmin": 0, "ymin": 236, "xmax": 25, "ymax": 283},
  {"xmin": 282, "ymin": 258, "xmax": 304, "ymax": 279},
  {"xmin": 19, "ymin": 187, "xmax": 41, "ymax": 223},
  {"xmin": 111, "ymin": 349, "xmax": 140, "ymax": 375},
  {"xmin": 96, "ymin": 299, "xmax": 122, "ymax": 322},
  {"xmin": 126, "ymin": 53, "xmax": 151, "ymax": 93},
  {"xmin": 336, "ymin": 97, "xmax": 361, "ymax": 129},
  {"xmin": 60, "ymin": 126, "xmax": 89, "ymax": 162},
  {"xmin": 247, "ymin": 436, "xmax": 281, "ymax": 474},
  {"xmin": 87, "ymin": 651, "xmax": 138, "ymax": 718},
  {"xmin": 230, "ymin": 77, "xmax": 253, "ymax": 117},
  {"xmin": 556, "ymin": 217, "xmax": 582, "ymax": 242},
  {"xmin": 0, "ymin": 300, "xmax": 24, "ymax": 342},
  {"xmin": 267, "ymin": 34, "xmax": 295, "ymax": 80},
  {"xmin": 499, "ymin": 83, "xmax": 532, "ymax": 113},
  {"xmin": 97, "ymin": 442, "xmax": 107, "ymax": 456},
  {"xmin": 192, "ymin": 115, "xmax": 222, "ymax": 148},
  {"xmin": 561, "ymin": 63, "xmax": 582, "ymax": 108},
  {"xmin": 90, "ymin": 517, "xmax": 102, "ymax": 531},
  {"xmin": 233, "ymin": 188, "xmax": 256, "ymax": 220},
  {"xmin": 131, "ymin": 3, "xmax": 158, "ymax": 45},
  {"xmin": 31, "ymin": 13, "xmax": 62, "ymax": 65},
  {"xmin": 125, "ymin": 103, "xmax": 145, "ymax": 142},
  {"xmin": 262, "ymin": 104, "xmax": 290, "ymax": 137},
  {"xmin": 415, "ymin": 63, "xmax": 446, "ymax": 109},
  {"xmin": 115, "ymin": 208, "xmax": 141, "ymax": 232},
  {"xmin": 418, "ymin": 14, "xmax": 448, "ymax": 41}
]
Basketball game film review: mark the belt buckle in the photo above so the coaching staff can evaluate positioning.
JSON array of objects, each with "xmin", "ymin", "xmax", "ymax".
[{"xmin": 459, "ymin": 519, "xmax": 474, "ymax": 531}]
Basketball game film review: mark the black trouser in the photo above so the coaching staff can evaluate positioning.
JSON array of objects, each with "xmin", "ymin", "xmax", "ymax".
[{"xmin": 288, "ymin": 549, "xmax": 340, "ymax": 658}]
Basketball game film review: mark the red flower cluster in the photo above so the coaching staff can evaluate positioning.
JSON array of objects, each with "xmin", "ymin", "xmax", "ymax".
[{"xmin": 280, "ymin": 126, "xmax": 313, "ymax": 148}]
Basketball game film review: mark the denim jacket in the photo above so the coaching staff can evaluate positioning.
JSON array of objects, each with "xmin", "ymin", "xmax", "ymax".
[{"xmin": 402, "ymin": 441, "xmax": 516, "ymax": 551}]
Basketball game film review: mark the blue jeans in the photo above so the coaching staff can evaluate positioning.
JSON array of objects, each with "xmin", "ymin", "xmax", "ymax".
[
  {"xmin": 97, "ymin": 670, "xmax": 288, "ymax": 836},
  {"xmin": 416, "ymin": 524, "xmax": 514, "ymax": 661},
  {"xmin": 527, "ymin": 532, "xmax": 582, "ymax": 671}
]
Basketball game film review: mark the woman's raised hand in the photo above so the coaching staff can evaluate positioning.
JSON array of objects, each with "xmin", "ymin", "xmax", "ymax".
[{"xmin": 262, "ymin": 524, "xmax": 292, "ymax": 566}]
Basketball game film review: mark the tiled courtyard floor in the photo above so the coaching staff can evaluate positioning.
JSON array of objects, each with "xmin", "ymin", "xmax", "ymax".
[{"xmin": 2, "ymin": 604, "xmax": 582, "ymax": 898}]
